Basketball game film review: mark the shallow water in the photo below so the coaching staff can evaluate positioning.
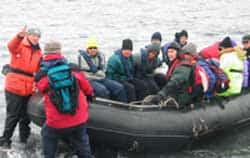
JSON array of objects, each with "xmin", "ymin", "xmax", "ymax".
[{"xmin": 0, "ymin": 0, "xmax": 250, "ymax": 157}]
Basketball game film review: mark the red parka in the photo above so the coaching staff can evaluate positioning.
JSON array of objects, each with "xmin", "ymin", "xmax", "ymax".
[
  {"xmin": 6, "ymin": 35, "xmax": 42, "ymax": 96},
  {"xmin": 199, "ymin": 42, "xmax": 220, "ymax": 59},
  {"xmin": 37, "ymin": 54, "xmax": 93, "ymax": 129}
]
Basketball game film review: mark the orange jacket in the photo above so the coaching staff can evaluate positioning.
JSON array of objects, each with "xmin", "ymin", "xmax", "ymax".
[{"xmin": 5, "ymin": 35, "xmax": 42, "ymax": 96}]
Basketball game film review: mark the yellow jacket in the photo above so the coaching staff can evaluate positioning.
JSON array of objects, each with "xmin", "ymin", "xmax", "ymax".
[{"xmin": 217, "ymin": 48, "xmax": 244, "ymax": 96}]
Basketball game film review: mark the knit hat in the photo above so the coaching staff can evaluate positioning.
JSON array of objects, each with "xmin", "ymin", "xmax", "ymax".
[
  {"xmin": 44, "ymin": 41, "xmax": 61, "ymax": 54},
  {"xmin": 219, "ymin": 36, "xmax": 233, "ymax": 48},
  {"xmin": 86, "ymin": 37, "xmax": 98, "ymax": 48},
  {"xmin": 147, "ymin": 43, "xmax": 160, "ymax": 55},
  {"xmin": 179, "ymin": 30, "xmax": 188, "ymax": 38},
  {"xmin": 27, "ymin": 28, "xmax": 41, "ymax": 37},
  {"xmin": 242, "ymin": 34, "xmax": 250, "ymax": 43},
  {"xmin": 182, "ymin": 42, "xmax": 197, "ymax": 55},
  {"xmin": 122, "ymin": 39, "xmax": 133, "ymax": 51},
  {"xmin": 151, "ymin": 32, "xmax": 162, "ymax": 42},
  {"xmin": 167, "ymin": 42, "xmax": 181, "ymax": 52}
]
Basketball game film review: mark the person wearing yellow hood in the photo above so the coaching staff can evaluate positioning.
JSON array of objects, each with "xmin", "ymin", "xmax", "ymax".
[
  {"xmin": 217, "ymin": 36, "xmax": 244, "ymax": 96},
  {"xmin": 78, "ymin": 37, "xmax": 128, "ymax": 102}
]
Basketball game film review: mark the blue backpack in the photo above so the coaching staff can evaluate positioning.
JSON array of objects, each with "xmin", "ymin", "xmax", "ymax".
[
  {"xmin": 47, "ymin": 63, "xmax": 79, "ymax": 114},
  {"xmin": 197, "ymin": 58, "xmax": 217, "ymax": 98},
  {"xmin": 197, "ymin": 57, "xmax": 229, "ymax": 97}
]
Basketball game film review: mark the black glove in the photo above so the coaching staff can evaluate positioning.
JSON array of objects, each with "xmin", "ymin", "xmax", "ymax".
[
  {"xmin": 87, "ymin": 95, "xmax": 95, "ymax": 103},
  {"xmin": 1, "ymin": 64, "xmax": 10, "ymax": 76},
  {"xmin": 143, "ymin": 94, "xmax": 163, "ymax": 105}
]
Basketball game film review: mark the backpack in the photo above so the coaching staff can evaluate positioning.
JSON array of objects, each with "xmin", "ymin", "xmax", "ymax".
[
  {"xmin": 47, "ymin": 63, "xmax": 79, "ymax": 114},
  {"xmin": 197, "ymin": 58, "xmax": 217, "ymax": 97},
  {"xmin": 206, "ymin": 58, "xmax": 230, "ymax": 93}
]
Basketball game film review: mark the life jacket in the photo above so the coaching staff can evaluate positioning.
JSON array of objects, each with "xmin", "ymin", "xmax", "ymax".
[
  {"xmin": 42, "ymin": 58, "xmax": 79, "ymax": 115},
  {"xmin": 166, "ymin": 58, "xmax": 180, "ymax": 81},
  {"xmin": 179, "ymin": 60, "xmax": 205, "ymax": 95},
  {"xmin": 79, "ymin": 50, "xmax": 104, "ymax": 73},
  {"xmin": 167, "ymin": 56, "xmax": 206, "ymax": 98}
]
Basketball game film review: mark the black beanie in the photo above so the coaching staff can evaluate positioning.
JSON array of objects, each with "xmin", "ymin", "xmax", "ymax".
[
  {"xmin": 219, "ymin": 36, "xmax": 233, "ymax": 48},
  {"xmin": 151, "ymin": 32, "xmax": 162, "ymax": 42},
  {"xmin": 122, "ymin": 39, "xmax": 133, "ymax": 51},
  {"xmin": 179, "ymin": 30, "xmax": 188, "ymax": 38}
]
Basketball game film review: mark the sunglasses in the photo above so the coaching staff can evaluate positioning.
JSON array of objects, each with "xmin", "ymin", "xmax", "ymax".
[
  {"xmin": 88, "ymin": 47, "xmax": 97, "ymax": 50},
  {"xmin": 242, "ymin": 41, "xmax": 249, "ymax": 44}
]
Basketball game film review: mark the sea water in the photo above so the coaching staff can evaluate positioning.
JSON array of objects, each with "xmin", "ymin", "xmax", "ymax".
[{"xmin": 0, "ymin": 0, "xmax": 250, "ymax": 157}]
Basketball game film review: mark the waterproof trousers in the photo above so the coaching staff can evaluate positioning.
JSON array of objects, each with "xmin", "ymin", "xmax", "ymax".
[
  {"xmin": 42, "ymin": 123, "xmax": 92, "ymax": 158},
  {"xmin": 1, "ymin": 91, "xmax": 31, "ymax": 143}
]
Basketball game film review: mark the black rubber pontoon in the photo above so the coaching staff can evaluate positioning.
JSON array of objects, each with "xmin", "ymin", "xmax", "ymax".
[{"xmin": 27, "ymin": 92, "xmax": 250, "ymax": 152}]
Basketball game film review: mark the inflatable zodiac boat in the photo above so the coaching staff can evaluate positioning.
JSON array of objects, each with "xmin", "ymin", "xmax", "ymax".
[{"xmin": 28, "ymin": 92, "xmax": 250, "ymax": 152}]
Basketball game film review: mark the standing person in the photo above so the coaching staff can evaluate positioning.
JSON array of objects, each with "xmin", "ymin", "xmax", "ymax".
[
  {"xmin": 106, "ymin": 39, "xmax": 149, "ymax": 102},
  {"xmin": 79, "ymin": 37, "xmax": 127, "ymax": 102},
  {"xmin": 134, "ymin": 43, "xmax": 161, "ymax": 94},
  {"xmin": 0, "ymin": 26, "xmax": 42, "ymax": 148},
  {"xmin": 36, "ymin": 41, "xmax": 93, "ymax": 158}
]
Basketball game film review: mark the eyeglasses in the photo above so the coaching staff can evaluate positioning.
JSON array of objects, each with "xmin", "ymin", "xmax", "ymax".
[
  {"xmin": 88, "ymin": 47, "xmax": 97, "ymax": 50},
  {"xmin": 242, "ymin": 41, "xmax": 249, "ymax": 44}
]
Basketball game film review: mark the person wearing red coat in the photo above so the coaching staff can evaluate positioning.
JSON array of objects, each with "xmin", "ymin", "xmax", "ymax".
[
  {"xmin": 199, "ymin": 42, "xmax": 220, "ymax": 59},
  {"xmin": 0, "ymin": 26, "xmax": 42, "ymax": 148},
  {"xmin": 36, "ymin": 41, "xmax": 93, "ymax": 158}
]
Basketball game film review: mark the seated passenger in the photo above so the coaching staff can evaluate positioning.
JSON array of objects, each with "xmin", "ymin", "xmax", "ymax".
[
  {"xmin": 199, "ymin": 39, "xmax": 237, "ymax": 60},
  {"xmin": 162, "ymin": 30, "xmax": 189, "ymax": 65},
  {"xmin": 79, "ymin": 37, "xmax": 127, "ymax": 102},
  {"xmin": 174, "ymin": 30, "xmax": 189, "ymax": 48},
  {"xmin": 134, "ymin": 43, "xmax": 161, "ymax": 94},
  {"xmin": 149, "ymin": 32, "xmax": 168, "ymax": 88},
  {"xmin": 143, "ymin": 42, "xmax": 203, "ymax": 106},
  {"xmin": 217, "ymin": 36, "xmax": 244, "ymax": 96},
  {"xmin": 106, "ymin": 39, "xmax": 149, "ymax": 102}
]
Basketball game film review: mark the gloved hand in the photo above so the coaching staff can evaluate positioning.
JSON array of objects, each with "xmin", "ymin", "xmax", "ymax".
[
  {"xmin": 143, "ymin": 94, "xmax": 163, "ymax": 105},
  {"xmin": 87, "ymin": 95, "xmax": 96, "ymax": 103}
]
